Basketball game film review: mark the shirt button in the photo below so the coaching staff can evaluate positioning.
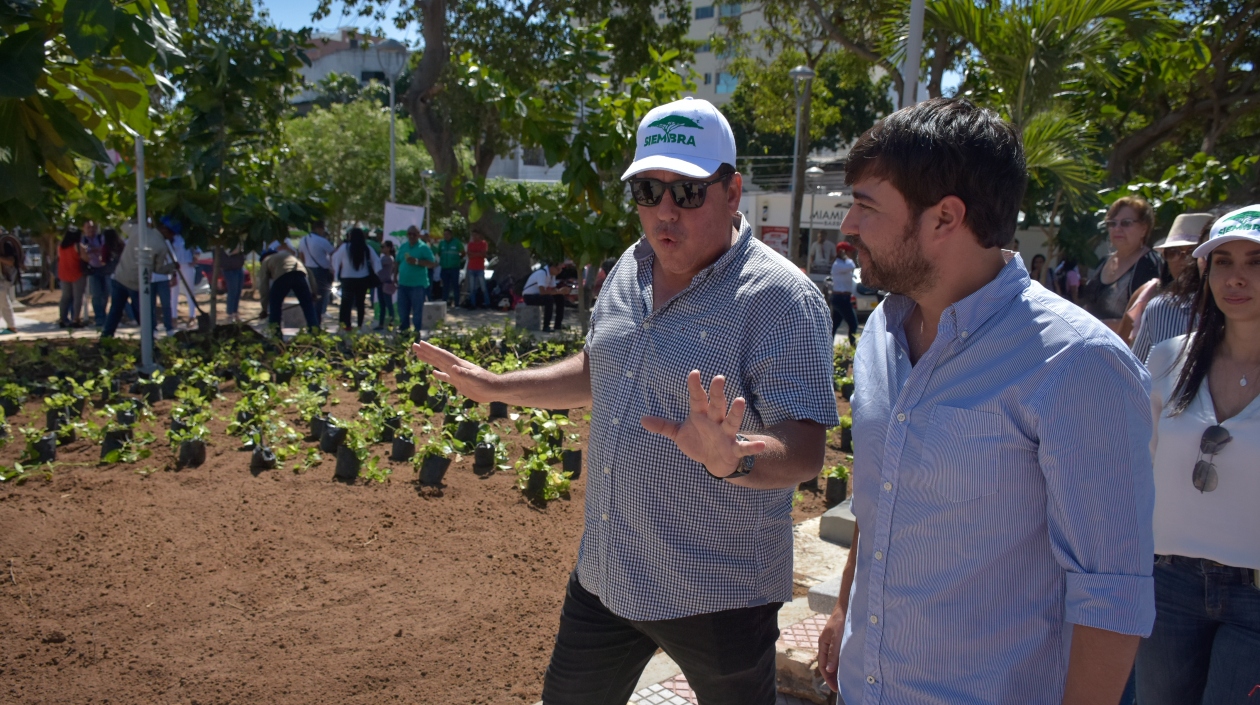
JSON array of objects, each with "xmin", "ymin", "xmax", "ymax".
[
  {"xmin": 699, "ymin": 331, "xmax": 707, "ymax": 339},
  {"xmin": 603, "ymin": 467, "xmax": 611, "ymax": 475},
  {"xmin": 611, "ymin": 418, "xmax": 619, "ymax": 425},
  {"xmin": 601, "ymin": 513, "xmax": 608, "ymax": 521},
  {"xmin": 869, "ymin": 615, "xmax": 878, "ymax": 624},
  {"xmin": 867, "ymin": 675, "xmax": 876, "ymax": 684},
  {"xmin": 896, "ymin": 413, "xmax": 906, "ymax": 422},
  {"xmin": 643, "ymin": 322, "xmax": 651, "ymax": 330},
  {"xmin": 883, "ymin": 481, "xmax": 892, "ymax": 491},
  {"xmin": 625, "ymin": 371, "xmax": 634, "ymax": 379},
  {"xmin": 961, "ymin": 330, "xmax": 969, "ymax": 338},
  {"xmin": 874, "ymin": 551, "xmax": 883, "ymax": 560}
]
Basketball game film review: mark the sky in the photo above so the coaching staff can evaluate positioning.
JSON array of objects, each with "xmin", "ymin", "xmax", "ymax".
[{"xmin": 258, "ymin": 0, "xmax": 417, "ymax": 41}]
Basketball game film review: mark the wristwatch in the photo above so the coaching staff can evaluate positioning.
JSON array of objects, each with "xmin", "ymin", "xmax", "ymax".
[{"xmin": 707, "ymin": 434, "xmax": 755, "ymax": 479}]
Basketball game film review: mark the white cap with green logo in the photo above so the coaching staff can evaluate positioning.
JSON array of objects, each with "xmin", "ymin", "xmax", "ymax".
[
  {"xmin": 620, "ymin": 97, "xmax": 737, "ymax": 181},
  {"xmin": 1193, "ymin": 205, "xmax": 1260, "ymax": 258}
]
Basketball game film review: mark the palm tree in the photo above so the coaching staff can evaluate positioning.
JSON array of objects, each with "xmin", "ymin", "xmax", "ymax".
[{"xmin": 928, "ymin": 0, "xmax": 1171, "ymax": 209}]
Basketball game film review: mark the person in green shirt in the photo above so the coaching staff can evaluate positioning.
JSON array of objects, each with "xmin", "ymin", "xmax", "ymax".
[
  {"xmin": 437, "ymin": 228, "xmax": 465, "ymax": 306},
  {"xmin": 396, "ymin": 225, "xmax": 436, "ymax": 331}
]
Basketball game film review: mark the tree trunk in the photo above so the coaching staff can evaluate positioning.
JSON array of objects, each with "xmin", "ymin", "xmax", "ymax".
[{"xmin": 401, "ymin": 0, "xmax": 460, "ymax": 211}]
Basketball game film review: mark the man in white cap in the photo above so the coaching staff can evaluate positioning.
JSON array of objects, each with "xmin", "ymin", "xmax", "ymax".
[{"xmin": 413, "ymin": 97, "xmax": 837, "ymax": 703}]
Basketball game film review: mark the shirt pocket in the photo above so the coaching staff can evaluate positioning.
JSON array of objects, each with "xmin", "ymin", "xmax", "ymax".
[{"xmin": 920, "ymin": 405, "xmax": 1003, "ymax": 502}]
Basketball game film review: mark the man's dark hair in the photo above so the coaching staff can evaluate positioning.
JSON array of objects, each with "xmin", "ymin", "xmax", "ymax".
[{"xmin": 845, "ymin": 98, "xmax": 1027, "ymax": 249}]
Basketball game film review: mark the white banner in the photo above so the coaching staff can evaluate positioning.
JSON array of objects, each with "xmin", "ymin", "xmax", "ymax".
[{"xmin": 383, "ymin": 202, "xmax": 426, "ymax": 247}]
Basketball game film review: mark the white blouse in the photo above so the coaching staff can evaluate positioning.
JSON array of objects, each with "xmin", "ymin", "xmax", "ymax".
[{"xmin": 1149, "ymin": 335, "xmax": 1260, "ymax": 570}]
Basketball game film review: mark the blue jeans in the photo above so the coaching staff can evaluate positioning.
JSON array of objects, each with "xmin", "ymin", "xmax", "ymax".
[
  {"xmin": 151, "ymin": 279, "xmax": 174, "ymax": 332},
  {"xmin": 86, "ymin": 270, "xmax": 109, "ymax": 326},
  {"xmin": 440, "ymin": 267, "xmax": 461, "ymax": 305},
  {"xmin": 396, "ymin": 284, "xmax": 427, "ymax": 331},
  {"xmin": 102, "ymin": 279, "xmax": 142, "ymax": 338},
  {"xmin": 376, "ymin": 288, "xmax": 395, "ymax": 325},
  {"xmin": 223, "ymin": 268, "xmax": 244, "ymax": 315},
  {"xmin": 1136, "ymin": 555, "xmax": 1260, "ymax": 705},
  {"xmin": 466, "ymin": 269, "xmax": 489, "ymax": 307},
  {"xmin": 309, "ymin": 266, "xmax": 333, "ymax": 321}
]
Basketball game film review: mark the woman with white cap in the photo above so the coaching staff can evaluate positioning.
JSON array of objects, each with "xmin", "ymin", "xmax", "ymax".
[
  {"xmin": 1130, "ymin": 212, "xmax": 1215, "ymax": 363},
  {"xmin": 1137, "ymin": 204, "xmax": 1260, "ymax": 704}
]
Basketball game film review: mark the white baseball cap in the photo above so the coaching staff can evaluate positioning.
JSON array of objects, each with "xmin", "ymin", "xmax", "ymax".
[
  {"xmin": 1192, "ymin": 205, "xmax": 1260, "ymax": 258},
  {"xmin": 621, "ymin": 97, "xmax": 736, "ymax": 181}
]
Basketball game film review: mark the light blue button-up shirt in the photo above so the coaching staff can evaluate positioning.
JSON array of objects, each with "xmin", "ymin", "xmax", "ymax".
[{"xmin": 838, "ymin": 255, "xmax": 1155, "ymax": 705}]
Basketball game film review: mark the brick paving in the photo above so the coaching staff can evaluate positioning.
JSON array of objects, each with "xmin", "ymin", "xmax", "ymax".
[
  {"xmin": 777, "ymin": 613, "xmax": 828, "ymax": 650},
  {"xmin": 629, "ymin": 675, "xmax": 818, "ymax": 705}
]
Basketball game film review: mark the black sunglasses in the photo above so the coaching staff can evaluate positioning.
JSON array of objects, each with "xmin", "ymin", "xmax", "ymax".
[
  {"xmin": 1191, "ymin": 424, "xmax": 1232, "ymax": 492},
  {"xmin": 628, "ymin": 174, "xmax": 730, "ymax": 209}
]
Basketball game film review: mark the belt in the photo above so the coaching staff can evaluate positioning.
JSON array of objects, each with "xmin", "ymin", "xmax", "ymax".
[{"xmin": 1160, "ymin": 554, "xmax": 1260, "ymax": 587}]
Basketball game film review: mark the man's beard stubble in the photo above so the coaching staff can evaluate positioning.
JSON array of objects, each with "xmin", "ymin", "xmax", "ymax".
[{"xmin": 854, "ymin": 219, "xmax": 937, "ymax": 297}]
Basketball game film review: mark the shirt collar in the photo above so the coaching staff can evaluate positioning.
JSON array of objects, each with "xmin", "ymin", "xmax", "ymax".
[
  {"xmin": 633, "ymin": 213, "xmax": 754, "ymax": 286},
  {"xmin": 883, "ymin": 252, "xmax": 1030, "ymax": 341}
]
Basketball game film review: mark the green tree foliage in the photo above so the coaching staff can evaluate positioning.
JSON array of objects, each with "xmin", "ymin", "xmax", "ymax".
[
  {"xmin": 281, "ymin": 98, "xmax": 433, "ymax": 234},
  {"xmin": 0, "ymin": 0, "xmax": 182, "ymax": 228},
  {"xmin": 147, "ymin": 20, "xmax": 321, "ymax": 252},
  {"xmin": 460, "ymin": 28, "xmax": 694, "ymax": 269},
  {"xmin": 725, "ymin": 50, "xmax": 891, "ymax": 158}
]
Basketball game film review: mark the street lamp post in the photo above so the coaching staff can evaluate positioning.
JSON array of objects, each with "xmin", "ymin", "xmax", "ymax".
[
  {"xmin": 376, "ymin": 39, "xmax": 409, "ymax": 202},
  {"xmin": 805, "ymin": 165, "xmax": 824, "ymax": 247},
  {"xmin": 902, "ymin": 0, "xmax": 926, "ymax": 108},
  {"xmin": 788, "ymin": 65, "xmax": 816, "ymax": 267},
  {"xmin": 420, "ymin": 169, "xmax": 435, "ymax": 233}
]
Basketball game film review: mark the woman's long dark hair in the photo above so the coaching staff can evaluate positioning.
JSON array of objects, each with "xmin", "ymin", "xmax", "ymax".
[
  {"xmin": 61, "ymin": 227, "xmax": 82, "ymax": 249},
  {"xmin": 347, "ymin": 227, "xmax": 368, "ymax": 270},
  {"xmin": 1170, "ymin": 255, "xmax": 1226, "ymax": 414}
]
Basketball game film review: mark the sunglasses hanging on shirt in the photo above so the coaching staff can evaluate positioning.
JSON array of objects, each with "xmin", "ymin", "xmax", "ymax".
[{"xmin": 1191, "ymin": 424, "xmax": 1231, "ymax": 492}]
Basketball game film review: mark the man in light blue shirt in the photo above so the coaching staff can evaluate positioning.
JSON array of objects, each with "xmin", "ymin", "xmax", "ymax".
[{"xmin": 817, "ymin": 98, "xmax": 1155, "ymax": 705}]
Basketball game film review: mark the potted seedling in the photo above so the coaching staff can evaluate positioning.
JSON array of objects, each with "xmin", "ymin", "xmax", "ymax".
[
  {"xmin": 488, "ymin": 401, "xmax": 509, "ymax": 419},
  {"xmin": 357, "ymin": 379, "xmax": 380, "ymax": 405},
  {"xmin": 839, "ymin": 415, "xmax": 853, "ymax": 453},
  {"xmin": 251, "ymin": 443, "xmax": 278, "ymax": 472},
  {"xmin": 416, "ymin": 433, "xmax": 455, "ymax": 486},
  {"xmin": 100, "ymin": 422, "xmax": 133, "ymax": 459},
  {"xmin": 1, "ymin": 382, "xmax": 28, "ymax": 418},
  {"xmin": 822, "ymin": 463, "xmax": 850, "ymax": 506},
  {"xmin": 838, "ymin": 376, "xmax": 855, "ymax": 402},
  {"xmin": 334, "ymin": 422, "xmax": 375, "ymax": 481},
  {"xmin": 22, "ymin": 427, "xmax": 56, "ymax": 464},
  {"xmin": 562, "ymin": 432, "xmax": 583, "ymax": 480},
  {"xmin": 320, "ymin": 416, "xmax": 348, "ymax": 453},
  {"xmin": 170, "ymin": 422, "xmax": 209, "ymax": 469},
  {"xmin": 391, "ymin": 430, "xmax": 416, "ymax": 462}
]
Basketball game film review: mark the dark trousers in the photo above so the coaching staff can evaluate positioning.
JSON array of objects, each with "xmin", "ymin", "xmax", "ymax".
[
  {"xmin": 440, "ymin": 267, "xmax": 461, "ymax": 304},
  {"xmin": 102, "ymin": 279, "xmax": 142, "ymax": 338},
  {"xmin": 831, "ymin": 292, "xmax": 858, "ymax": 343},
  {"xmin": 542, "ymin": 571, "xmax": 781, "ymax": 705},
  {"xmin": 268, "ymin": 271, "xmax": 318, "ymax": 329},
  {"xmin": 339, "ymin": 276, "xmax": 370, "ymax": 329},
  {"xmin": 376, "ymin": 288, "xmax": 395, "ymax": 324},
  {"xmin": 524, "ymin": 293, "xmax": 566, "ymax": 330},
  {"xmin": 1135, "ymin": 555, "xmax": 1260, "ymax": 705}
]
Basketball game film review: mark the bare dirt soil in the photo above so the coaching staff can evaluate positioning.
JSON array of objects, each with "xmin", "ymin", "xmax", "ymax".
[{"xmin": 1, "ymin": 385, "xmax": 848, "ymax": 704}]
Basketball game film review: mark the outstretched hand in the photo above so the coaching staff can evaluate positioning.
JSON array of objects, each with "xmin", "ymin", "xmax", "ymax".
[
  {"xmin": 411, "ymin": 341, "xmax": 500, "ymax": 403},
  {"xmin": 640, "ymin": 370, "xmax": 766, "ymax": 478}
]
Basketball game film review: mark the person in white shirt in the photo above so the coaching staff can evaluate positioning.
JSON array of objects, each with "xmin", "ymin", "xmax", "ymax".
[
  {"xmin": 332, "ymin": 227, "xmax": 382, "ymax": 331},
  {"xmin": 808, "ymin": 231, "xmax": 835, "ymax": 275},
  {"xmin": 829, "ymin": 242, "xmax": 858, "ymax": 345},
  {"xmin": 299, "ymin": 221, "xmax": 336, "ymax": 321},
  {"xmin": 522, "ymin": 262, "xmax": 572, "ymax": 332},
  {"xmin": 1138, "ymin": 205, "xmax": 1260, "ymax": 705},
  {"xmin": 170, "ymin": 231, "xmax": 198, "ymax": 325}
]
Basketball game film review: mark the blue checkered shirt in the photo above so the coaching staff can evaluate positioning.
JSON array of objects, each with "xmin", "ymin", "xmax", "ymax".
[
  {"xmin": 579, "ymin": 214, "xmax": 839, "ymax": 621},
  {"xmin": 837, "ymin": 256, "xmax": 1156, "ymax": 705}
]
